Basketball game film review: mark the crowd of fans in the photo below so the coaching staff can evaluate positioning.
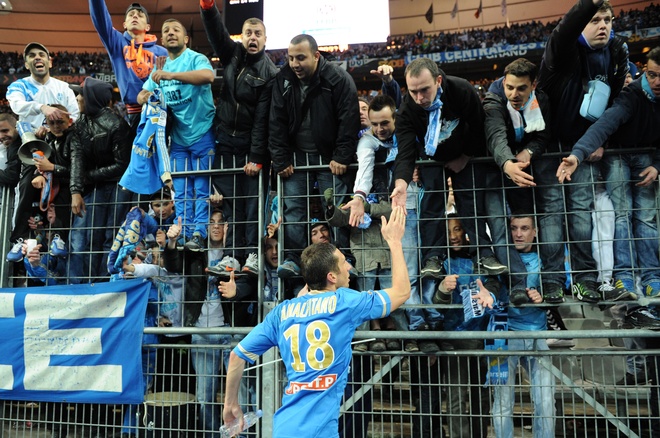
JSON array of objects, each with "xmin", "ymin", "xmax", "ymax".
[{"xmin": 0, "ymin": 3, "xmax": 658, "ymax": 73}]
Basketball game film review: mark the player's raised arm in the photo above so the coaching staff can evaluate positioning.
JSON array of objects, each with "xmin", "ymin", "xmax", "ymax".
[{"xmin": 380, "ymin": 206, "xmax": 410, "ymax": 309}]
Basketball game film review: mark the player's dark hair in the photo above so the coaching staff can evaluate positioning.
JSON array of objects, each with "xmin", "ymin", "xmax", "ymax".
[
  {"xmin": 301, "ymin": 242, "xmax": 338, "ymax": 291},
  {"xmin": 503, "ymin": 58, "xmax": 538, "ymax": 83}
]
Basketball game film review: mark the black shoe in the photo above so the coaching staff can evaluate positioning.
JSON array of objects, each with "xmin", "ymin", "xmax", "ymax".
[
  {"xmin": 601, "ymin": 280, "xmax": 637, "ymax": 301},
  {"xmin": 509, "ymin": 289, "xmax": 529, "ymax": 306},
  {"xmin": 479, "ymin": 255, "xmax": 509, "ymax": 275},
  {"xmin": 404, "ymin": 340, "xmax": 419, "ymax": 352},
  {"xmin": 543, "ymin": 283, "xmax": 565, "ymax": 304},
  {"xmin": 625, "ymin": 306, "xmax": 660, "ymax": 330},
  {"xmin": 416, "ymin": 323, "xmax": 440, "ymax": 353},
  {"xmin": 183, "ymin": 233, "xmax": 204, "ymax": 252},
  {"xmin": 572, "ymin": 281, "xmax": 601, "ymax": 303},
  {"xmin": 421, "ymin": 256, "xmax": 442, "ymax": 279},
  {"xmin": 616, "ymin": 372, "xmax": 649, "ymax": 386}
]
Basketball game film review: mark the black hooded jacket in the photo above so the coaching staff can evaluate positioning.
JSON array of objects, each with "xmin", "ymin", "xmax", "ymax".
[{"xmin": 69, "ymin": 77, "xmax": 131, "ymax": 195}]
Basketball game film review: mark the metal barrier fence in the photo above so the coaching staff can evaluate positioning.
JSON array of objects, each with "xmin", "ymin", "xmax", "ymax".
[{"xmin": 2, "ymin": 151, "xmax": 660, "ymax": 437}]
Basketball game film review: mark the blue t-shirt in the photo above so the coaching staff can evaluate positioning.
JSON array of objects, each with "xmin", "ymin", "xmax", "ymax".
[
  {"xmin": 442, "ymin": 256, "xmax": 494, "ymax": 332},
  {"xmin": 234, "ymin": 288, "xmax": 391, "ymax": 438},
  {"xmin": 143, "ymin": 48, "xmax": 215, "ymax": 145}
]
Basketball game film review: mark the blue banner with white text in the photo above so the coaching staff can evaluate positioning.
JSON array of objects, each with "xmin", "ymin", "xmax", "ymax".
[{"xmin": 0, "ymin": 279, "xmax": 150, "ymax": 404}]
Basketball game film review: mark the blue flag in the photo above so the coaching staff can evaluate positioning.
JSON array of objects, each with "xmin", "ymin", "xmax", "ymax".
[{"xmin": 0, "ymin": 279, "xmax": 150, "ymax": 404}]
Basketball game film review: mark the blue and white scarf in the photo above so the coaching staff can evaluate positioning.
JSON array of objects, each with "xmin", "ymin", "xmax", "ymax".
[
  {"xmin": 506, "ymin": 90, "xmax": 545, "ymax": 143},
  {"xmin": 423, "ymin": 88, "xmax": 444, "ymax": 157}
]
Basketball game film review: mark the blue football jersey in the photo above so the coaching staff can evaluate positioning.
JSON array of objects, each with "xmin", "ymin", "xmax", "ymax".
[{"xmin": 234, "ymin": 287, "xmax": 391, "ymax": 437}]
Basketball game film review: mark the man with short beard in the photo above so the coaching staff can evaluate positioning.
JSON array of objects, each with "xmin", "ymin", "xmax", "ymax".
[
  {"xmin": 200, "ymin": 0, "xmax": 278, "ymax": 274},
  {"xmin": 7, "ymin": 42, "xmax": 78, "ymax": 131},
  {"xmin": 138, "ymin": 19, "xmax": 216, "ymax": 252}
]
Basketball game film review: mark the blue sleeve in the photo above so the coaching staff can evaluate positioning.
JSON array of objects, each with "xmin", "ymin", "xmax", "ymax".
[
  {"xmin": 89, "ymin": 0, "xmax": 124, "ymax": 56},
  {"xmin": 350, "ymin": 288, "xmax": 391, "ymax": 326},
  {"xmin": 193, "ymin": 52, "xmax": 214, "ymax": 71},
  {"xmin": 234, "ymin": 308, "xmax": 280, "ymax": 364},
  {"xmin": 382, "ymin": 80, "xmax": 402, "ymax": 109}
]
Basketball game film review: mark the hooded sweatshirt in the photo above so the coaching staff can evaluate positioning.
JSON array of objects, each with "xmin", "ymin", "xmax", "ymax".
[{"xmin": 89, "ymin": 0, "xmax": 168, "ymax": 114}]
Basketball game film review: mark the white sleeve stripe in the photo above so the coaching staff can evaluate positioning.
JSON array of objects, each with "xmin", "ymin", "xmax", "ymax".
[
  {"xmin": 375, "ymin": 290, "xmax": 389, "ymax": 318},
  {"xmin": 237, "ymin": 344, "xmax": 259, "ymax": 363}
]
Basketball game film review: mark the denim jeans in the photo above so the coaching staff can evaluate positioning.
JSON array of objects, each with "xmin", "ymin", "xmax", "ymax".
[
  {"xmin": 191, "ymin": 332, "xmax": 231, "ymax": 438},
  {"xmin": 170, "ymin": 130, "xmax": 215, "ymax": 240},
  {"xmin": 601, "ymin": 153, "xmax": 660, "ymax": 291},
  {"xmin": 212, "ymin": 130, "xmax": 262, "ymax": 261},
  {"xmin": 282, "ymin": 152, "xmax": 349, "ymax": 262},
  {"xmin": 400, "ymin": 209, "xmax": 426, "ymax": 330},
  {"xmin": 69, "ymin": 182, "xmax": 132, "ymax": 283},
  {"xmin": 418, "ymin": 279, "xmax": 444, "ymax": 329},
  {"xmin": 483, "ymin": 164, "xmax": 532, "ymax": 291},
  {"xmin": 492, "ymin": 338, "xmax": 555, "ymax": 438},
  {"xmin": 533, "ymin": 156, "xmax": 597, "ymax": 285},
  {"xmin": 419, "ymin": 161, "xmax": 494, "ymax": 263}
]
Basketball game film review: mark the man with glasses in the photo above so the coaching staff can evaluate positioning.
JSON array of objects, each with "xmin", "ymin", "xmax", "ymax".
[{"xmin": 557, "ymin": 46, "xmax": 660, "ymax": 327}]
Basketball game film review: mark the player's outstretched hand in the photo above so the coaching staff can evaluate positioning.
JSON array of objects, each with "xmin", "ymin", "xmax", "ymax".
[{"xmin": 380, "ymin": 205, "xmax": 406, "ymax": 244}]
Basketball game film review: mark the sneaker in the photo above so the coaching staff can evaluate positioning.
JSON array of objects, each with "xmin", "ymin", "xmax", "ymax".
[
  {"xmin": 207, "ymin": 255, "xmax": 241, "ymax": 276},
  {"xmin": 543, "ymin": 283, "xmax": 565, "ymax": 304},
  {"xmin": 509, "ymin": 288, "xmax": 529, "ymax": 306},
  {"xmin": 49, "ymin": 234, "xmax": 68, "ymax": 257},
  {"xmin": 479, "ymin": 255, "xmax": 509, "ymax": 275},
  {"xmin": 602, "ymin": 280, "xmax": 636, "ymax": 301},
  {"xmin": 421, "ymin": 256, "xmax": 442, "ymax": 279},
  {"xmin": 277, "ymin": 259, "xmax": 301, "ymax": 279},
  {"xmin": 645, "ymin": 281, "xmax": 660, "ymax": 298},
  {"xmin": 572, "ymin": 281, "xmax": 601, "ymax": 303},
  {"xmin": 625, "ymin": 306, "xmax": 660, "ymax": 330},
  {"xmin": 404, "ymin": 340, "xmax": 419, "ymax": 352},
  {"xmin": 546, "ymin": 338, "xmax": 576, "ymax": 348},
  {"xmin": 7, "ymin": 239, "xmax": 24, "ymax": 262},
  {"xmin": 242, "ymin": 252, "xmax": 259, "ymax": 275},
  {"xmin": 385, "ymin": 339, "xmax": 400, "ymax": 351},
  {"xmin": 353, "ymin": 341, "xmax": 368, "ymax": 353},
  {"xmin": 370, "ymin": 339, "xmax": 386, "ymax": 352},
  {"xmin": 416, "ymin": 323, "xmax": 441, "ymax": 353},
  {"xmin": 184, "ymin": 233, "xmax": 204, "ymax": 252}
]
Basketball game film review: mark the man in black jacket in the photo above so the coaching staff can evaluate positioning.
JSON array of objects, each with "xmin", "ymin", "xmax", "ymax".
[
  {"xmin": 534, "ymin": 0, "xmax": 629, "ymax": 304},
  {"xmin": 269, "ymin": 34, "xmax": 359, "ymax": 278},
  {"xmin": 483, "ymin": 58, "xmax": 552, "ymax": 305},
  {"xmin": 391, "ymin": 57, "xmax": 507, "ymax": 279},
  {"xmin": 200, "ymin": 0, "xmax": 277, "ymax": 272},
  {"xmin": 68, "ymin": 77, "xmax": 132, "ymax": 283}
]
